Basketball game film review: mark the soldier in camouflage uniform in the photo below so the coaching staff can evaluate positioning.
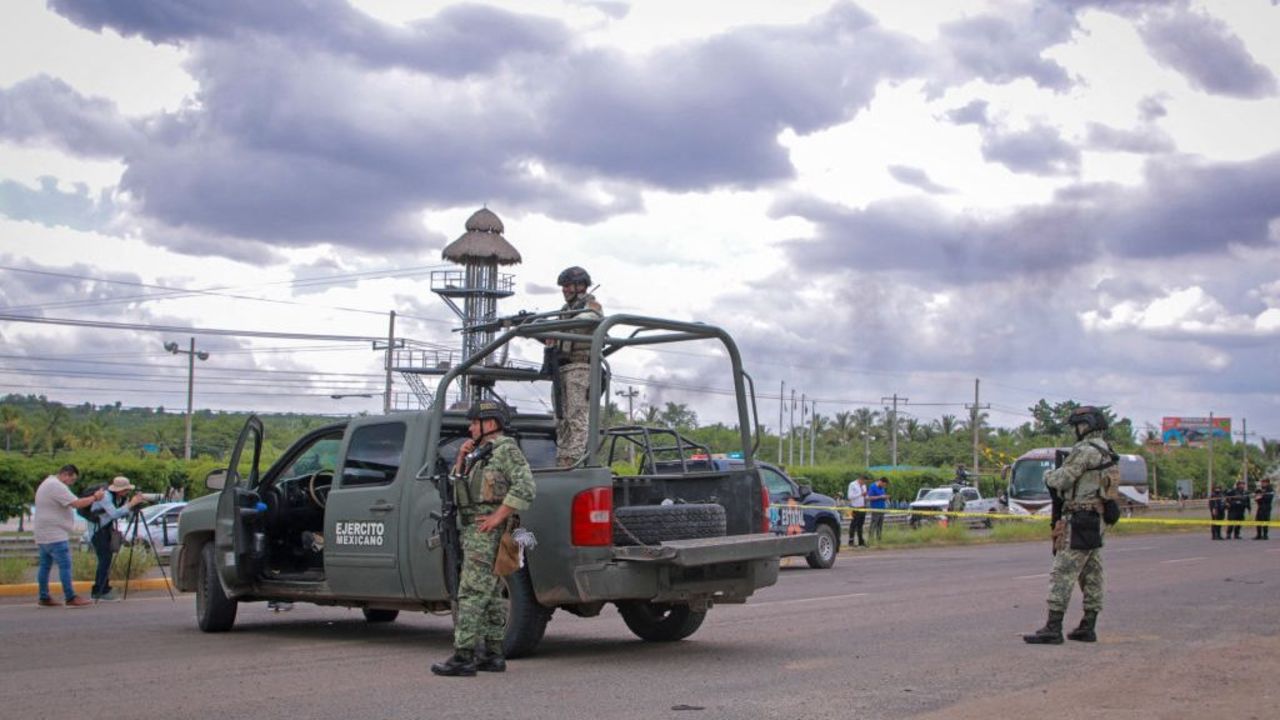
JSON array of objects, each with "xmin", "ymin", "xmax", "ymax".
[
  {"xmin": 431, "ymin": 398, "xmax": 536, "ymax": 677},
  {"xmin": 1024, "ymin": 406, "xmax": 1116, "ymax": 645},
  {"xmin": 552, "ymin": 266, "xmax": 603, "ymax": 468}
]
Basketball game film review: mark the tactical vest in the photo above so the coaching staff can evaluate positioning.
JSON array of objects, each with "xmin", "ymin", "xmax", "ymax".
[
  {"xmin": 456, "ymin": 436, "xmax": 517, "ymax": 510},
  {"xmin": 558, "ymin": 294, "xmax": 601, "ymax": 364}
]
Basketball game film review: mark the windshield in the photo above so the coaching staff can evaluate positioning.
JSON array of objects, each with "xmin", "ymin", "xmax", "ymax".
[
  {"xmin": 921, "ymin": 489, "xmax": 952, "ymax": 501},
  {"xmin": 1011, "ymin": 459, "xmax": 1053, "ymax": 499}
]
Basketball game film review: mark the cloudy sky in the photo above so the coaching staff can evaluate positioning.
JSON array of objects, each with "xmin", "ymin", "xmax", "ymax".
[{"xmin": 1, "ymin": 0, "xmax": 1278, "ymax": 445}]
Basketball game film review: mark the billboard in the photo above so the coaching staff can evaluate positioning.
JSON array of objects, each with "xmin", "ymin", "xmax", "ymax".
[{"xmin": 1161, "ymin": 417, "xmax": 1231, "ymax": 446}]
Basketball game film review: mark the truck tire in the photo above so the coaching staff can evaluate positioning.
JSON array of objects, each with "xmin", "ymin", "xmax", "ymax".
[
  {"xmin": 613, "ymin": 503, "xmax": 727, "ymax": 546},
  {"xmin": 617, "ymin": 601, "xmax": 706, "ymax": 642},
  {"xmin": 503, "ymin": 567, "xmax": 552, "ymax": 659},
  {"xmin": 196, "ymin": 543, "xmax": 237, "ymax": 633},
  {"xmin": 362, "ymin": 608, "xmax": 399, "ymax": 623},
  {"xmin": 805, "ymin": 524, "xmax": 838, "ymax": 569}
]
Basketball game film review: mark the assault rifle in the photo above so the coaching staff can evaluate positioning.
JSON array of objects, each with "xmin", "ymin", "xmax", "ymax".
[
  {"xmin": 1049, "ymin": 449, "xmax": 1070, "ymax": 556},
  {"xmin": 542, "ymin": 345, "xmax": 565, "ymax": 420},
  {"xmin": 428, "ymin": 456, "xmax": 462, "ymax": 601}
]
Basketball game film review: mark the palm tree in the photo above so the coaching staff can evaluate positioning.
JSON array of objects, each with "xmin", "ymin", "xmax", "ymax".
[
  {"xmin": 853, "ymin": 407, "xmax": 880, "ymax": 435},
  {"xmin": 0, "ymin": 405, "xmax": 23, "ymax": 452},
  {"xmin": 936, "ymin": 414, "xmax": 959, "ymax": 436},
  {"xmin": 832, "ymin": 411, "xmax": 855, "ymax": 446}
]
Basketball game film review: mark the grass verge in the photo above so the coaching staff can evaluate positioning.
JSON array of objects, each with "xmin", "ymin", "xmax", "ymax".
[{"xmin": 0, "ymin": 556, "xmax": 32, "ymax": 584}]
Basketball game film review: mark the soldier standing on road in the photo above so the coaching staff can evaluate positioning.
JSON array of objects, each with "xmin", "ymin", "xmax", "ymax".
[
  {"xmin": 1254, "ymin": 475, "xmax": 1274, "ymax": 540},
  {"xmin": 1224, "ymin": 480, "xmax": 1250, "ymax": 540},
  {"xmin": 432, "ymin": 398, "xmax": 536, "ymax": 677},
  {"xmin": 551, "ymin": 266, "xmax": 603, "ymax": 468},
  {"xmin": 1209, "ymin": 486, "xmax": 1225, "ymax": 540},
  {"xmin": 1024, "ymin": 406, "xmax": 1117, "ymax": 645}
]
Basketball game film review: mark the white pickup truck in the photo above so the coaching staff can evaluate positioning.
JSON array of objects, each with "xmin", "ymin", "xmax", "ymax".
[{"xmin": 907, "ymin": 486, "xmax": 1001, "ymax": 528}]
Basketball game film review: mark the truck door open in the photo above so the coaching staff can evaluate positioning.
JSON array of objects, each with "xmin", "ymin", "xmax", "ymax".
[
  {"xmin": 324, "ymin": 420, "xmax": 408, "ymax": 599},
  {"xmin": 215, "ymin": 416, "xmax": 264, "ymax": 591}
]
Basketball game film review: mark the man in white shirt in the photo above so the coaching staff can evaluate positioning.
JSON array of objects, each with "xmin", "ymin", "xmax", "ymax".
[
  {"xmin": 846, "ymin": 474, "xmax": 869, "ymax": 548},
  {"xmin": 34, "ymin": 464, "xmax": 102, "ymax": 608}
]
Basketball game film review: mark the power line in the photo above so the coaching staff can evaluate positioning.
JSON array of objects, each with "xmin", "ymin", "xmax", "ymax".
[{"xmin": 0, "ymin": 313, "xmax": 389, "ymax": 342}]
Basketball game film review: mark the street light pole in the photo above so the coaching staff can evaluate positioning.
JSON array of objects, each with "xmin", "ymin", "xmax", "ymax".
[{"xmin": 165, "ymin": 337, "xmax": 209, "ymax": 461}]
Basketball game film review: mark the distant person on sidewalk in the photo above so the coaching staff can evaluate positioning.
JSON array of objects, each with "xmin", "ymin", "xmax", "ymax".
[
  {"xmin": 846, "ymin": 474, "xmax": 868, "ymax": 547},
  {"xmin": 34, "ymin": 464, "xmax": 102, "ymax": 608},
  {"xmin": 1254, "ymin": 475, "xmax": 1274, "ymax": 540},
  {"xmin": 867, "ymin": 477, "xmax": 889, "ymax": 543},
  {"xmin": 84, "ymin": 476, "xmax": 145, "ymax": 602}
]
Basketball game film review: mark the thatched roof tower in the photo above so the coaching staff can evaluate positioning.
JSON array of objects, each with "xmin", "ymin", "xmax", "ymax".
[{"xmin": 441, "ymin": 207, "xmax": 522, "ymax": 265}]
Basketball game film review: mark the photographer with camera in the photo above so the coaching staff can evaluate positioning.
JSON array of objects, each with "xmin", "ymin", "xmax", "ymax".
[{"xmin": 84, "ymin": 476, "xmax": 146, "ymax": 602}]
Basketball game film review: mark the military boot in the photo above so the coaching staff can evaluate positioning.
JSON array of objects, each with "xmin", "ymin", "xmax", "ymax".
[
  {"xmin": 475, "ymin": 647, "xmax": 507, "ymax": 673},
  {"xmin": 430, "ymin": 652, "xmax": 477, "ymax": 677},
  {"xmin": 1066, "ymin": 611, "xmax": 1098, "ymax": 642},
  {"xmin": 1022, "ymin": 610, "xmax": 1065, "ymax": 644}
]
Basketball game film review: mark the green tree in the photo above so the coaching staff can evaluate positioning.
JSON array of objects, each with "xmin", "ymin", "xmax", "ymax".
[
  {"xmin": 658, "ymin": 402, "xmax": 698, "ymax": 431},
  {"xmin": 1, "ymin": 405, "xmax": 25, "ymax": 452}
]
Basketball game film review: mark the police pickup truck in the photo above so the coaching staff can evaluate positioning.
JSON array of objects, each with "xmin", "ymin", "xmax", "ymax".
[
  {"xmin": 173, "ymin": 314, "xmax": 815, "ymax": 657},
  {"xmin": 907, "ymin": 486, "xmax": 1001, "ymax": 528}
]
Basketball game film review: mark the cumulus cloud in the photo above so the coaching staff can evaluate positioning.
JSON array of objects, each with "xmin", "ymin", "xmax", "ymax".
[
  {"xmin": 0, "ymin": 176, "xmax": 117, "ymax": 232},
  {"xmin": 887, "ymin": 165, "xmax": 952, "ymax": 194},
  {"xmin": 931, "ymin": 3, "xmax": 1078, "ymax": 92},
  {"xmin": 1081, "ymin": 286, "xmax": 1280, "ymax": 339},
  {"xmin": 0, "ymin": 75, "xmax": 141, "ymax": 157},
  {"xmin": 981, "ymin": 122, "xmax": 1081, "ymax": 176},
  {"xmin": 1085, "ymin": 122, "xmax": 1175, "ymax": 154},
  {"xmin": 1136, "ymin": 7, "xmax": 1278, "ymax": 99}
]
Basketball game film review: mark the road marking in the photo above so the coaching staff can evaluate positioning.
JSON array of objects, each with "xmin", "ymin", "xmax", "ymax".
[
  {"xmin": 1160, "ymin": 557, "xmax": 1207, "ymax": 564},
  {"xmin": 748, "ymin": 592, "xmax": 868, "ymax": 608},
  {"xmin": 1111, "ymin": 546, "xmax": 1156, "ymax": 552},
  {"xmin": 1013, "ymin": 574, "xmax": 1048, "ymax": 580}
]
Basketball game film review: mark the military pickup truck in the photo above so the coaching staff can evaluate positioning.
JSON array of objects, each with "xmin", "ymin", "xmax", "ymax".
[{"xmin": 173, "ymin": 314, "xmax": 815, "ymax": 657}]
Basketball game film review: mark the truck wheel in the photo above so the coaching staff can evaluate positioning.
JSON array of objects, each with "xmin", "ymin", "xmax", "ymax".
[
  {"xmin": 503, "ymin": 567, "xmax": 552, "ymax": 659},
  {"xmin": 362, "ymin": 608, "xmax": 399, "ymax": 623},
  {"xmin": 613, "ymin": 504, "xmax": 727, "ymax": 546},
  {"xmin": 805, "ymin": 524, "xmax": 838, "ymax": 569},
  {"xmin": 617, "ymin": 601, "xmax": 706, "ymax": 642},
  {"xmin": 196, "ymin": 543, "xmax": 237, "ymax": 633}
]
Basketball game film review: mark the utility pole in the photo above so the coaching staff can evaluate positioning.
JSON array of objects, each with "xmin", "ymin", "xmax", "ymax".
[
  {"xmin": 966, "ymin": 378, "xmax": 990, "ymax": 478},
  {"xmin": 165, "ymin": 337, "xmax": 208, "ymax": 461},
  {"xmin": 1207, "ymin": 411, "xmax": 1215, "ymax": 498},
  {"xmin": 799, "ymin": 393, "xmax": 807, "ymax": 466},
  {"xmin": 810, "ymin": 400, "xmax": 817, "ymax": 466},
  {"xmin": 788, "ymin": 389, "xmax": 796, "ymax": 466},
  {"xmin": 384, "ymin": 311, "xmax": 395, "ymax": 414},
  {"xmin": 881, "ymin": 393, "xmax": 908, "ymax": 467},
  {"xmin": 1237, "ymin": 418, "xmax": 1251, "ymax": 485},
  {"xmin": 862, "ymin": 431, "xmax": 873, "ymax": 468},
  {"xmin": 616, "ymin": 386, "xmax": 640, "ymax": 465},
  {"xmin": 778, "ymin": 381, "xmax": 784, "ymax": 466}
]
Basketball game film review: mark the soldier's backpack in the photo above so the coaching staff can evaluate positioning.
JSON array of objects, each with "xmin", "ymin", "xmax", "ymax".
[
  {"xmin": 75, "ymin": 483, "xmax": 108, "ymax": 524},
  {"xmin": 1086, "ymin": 441, "xmax": 1123, "ymax": 526}
]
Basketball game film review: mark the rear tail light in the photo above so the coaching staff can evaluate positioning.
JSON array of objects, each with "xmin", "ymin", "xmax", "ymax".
[
  {"xmin": 760, "ymin": 482, "xmax": 771, "ymax": 533},
  {"xmin": 571, "ymin": 486, "xmax": 613, "ymax": 546}
]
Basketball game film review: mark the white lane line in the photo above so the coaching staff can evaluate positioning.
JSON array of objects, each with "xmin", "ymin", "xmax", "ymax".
[
  {"xmin": 1111, "ymin": 546, "xmax": 1156, "ymax": 552},
  {"xmin": 1013, "ymin": 574, "xmax": 1048, "ymax": 580},
  {"xmin": 1160, "ymin": 557, "xmax": 1207, "ymax": 564},
  {"xmin": 747, "ymin": 592, "xmax": 868, "ymax": 608}
]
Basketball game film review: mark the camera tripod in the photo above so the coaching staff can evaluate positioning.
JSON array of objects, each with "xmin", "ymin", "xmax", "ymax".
[{"xmin": 119, "ymin": 506, "xmax": 175, "ymax": 601}]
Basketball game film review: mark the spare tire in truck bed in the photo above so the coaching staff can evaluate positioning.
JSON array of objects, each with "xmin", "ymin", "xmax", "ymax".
[{"xmin": 613, "ymin": 503, "xmax": 727, "ymax": 546}]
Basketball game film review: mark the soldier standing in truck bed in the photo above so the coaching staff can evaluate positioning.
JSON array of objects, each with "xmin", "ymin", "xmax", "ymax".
[{"xmin": 552, "ymin": 266, "xmax": 603, "ymax": 468}]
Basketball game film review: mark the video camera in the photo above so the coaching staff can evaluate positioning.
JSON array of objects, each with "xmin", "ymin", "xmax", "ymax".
[{"xmin": 134, "ymin": 492, "xmax": 164, "ymax": 507}]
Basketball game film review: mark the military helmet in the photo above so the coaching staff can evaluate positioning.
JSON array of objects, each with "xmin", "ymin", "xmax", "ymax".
[
  {"xmin": 466, "ymin": 398, "xmax": 511, "ymax": 427},
  {"xmin": 1067, "ymin": 405, "xmax": 1108, "ymax": 437},
  {"xmin": 557, "ymin": 266, "xmax": 591, "ymax": 287}
]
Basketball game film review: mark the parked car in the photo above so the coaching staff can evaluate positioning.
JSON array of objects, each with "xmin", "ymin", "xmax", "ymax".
[
  {"xmin": 907, "ymin": 487, "xmax": 999, "ymax": 528},
  {"xmin": 122, "ymin": 502, "xmax": 187, "ymax": 561}
]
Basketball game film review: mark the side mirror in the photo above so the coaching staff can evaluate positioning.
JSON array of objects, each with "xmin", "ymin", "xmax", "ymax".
[
  {"xmin": 797, "ymin": 484, "xmax": 813, "ymax": 498},
  {"xmin": 1000, "ymin": 464, "xmax": 1010, "ymax": 481},
  {"xmin": 205, "ymin": 469, "xmax": 228, "ymax": 491}
]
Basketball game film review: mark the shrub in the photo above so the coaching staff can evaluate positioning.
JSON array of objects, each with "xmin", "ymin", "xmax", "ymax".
[
  {"xmin": 0, "ymin": 556, "xmax": 32, "ymax": 584},
  {"xmin": 111, "ymin": 545, "xmax": 155, "ymax": 581}
]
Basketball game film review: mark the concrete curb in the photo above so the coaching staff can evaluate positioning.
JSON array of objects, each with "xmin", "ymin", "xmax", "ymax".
[{"xmin": 0, "ymin": 577, "xmax": 175, "ymax": 597}]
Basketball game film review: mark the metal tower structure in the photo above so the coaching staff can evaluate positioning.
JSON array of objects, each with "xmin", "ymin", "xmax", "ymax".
[{"xmin": 427, "ymin": 207, "xmax": 520, "ymax": 404}]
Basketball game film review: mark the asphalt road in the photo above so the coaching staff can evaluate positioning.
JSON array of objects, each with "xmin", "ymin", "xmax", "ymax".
[{"xmin": 2, "ymin": 533, "xmax": 1275, "ymax": 720}]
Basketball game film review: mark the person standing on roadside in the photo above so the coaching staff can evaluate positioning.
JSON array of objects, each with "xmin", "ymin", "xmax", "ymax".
[
  {"xmin": 846, "ymin": 474, "xmax": 868, "ymax": 547},
  {"xmin": 1253, "ymin": 475, "xmax": 1274, "ymax": 540},
  {"xmin": 867, "ymin": 477, "xmax": 889, "ymax": 543},
  {"xmin": 1209, "ymin": 486, "xmax": 1225, "ymax": 540},
  {"xmin": 1224, "ymin": 480, "xmax": 1249, "ymax": 540},
  {"xmin": 34, "ymin": 464, "xmax": 101, "ymax": 608},
  {"xmin": 84, "ymin": 475, "xmax": 145, "ymax": 602}
]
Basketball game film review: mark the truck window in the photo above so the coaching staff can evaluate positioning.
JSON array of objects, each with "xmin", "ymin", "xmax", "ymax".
[
  {"xmin": 760, "ymin": 467, "xmax": 793, "ymax": 497},
  {"xmin": 279, "ymin": 434, "xmax": 342, "ymax": 480},
  {"xmin": 962, "ymin": 488, "xmax": 979, "ymax": 502},
  {"xmin": 339, "ymin": 422, "xmax": 407, "ymax": 487}
]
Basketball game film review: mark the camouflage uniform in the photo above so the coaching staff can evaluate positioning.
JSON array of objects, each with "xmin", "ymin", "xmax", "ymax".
[
  {"xmin": 555, "ymin": 292, "xmax": 603, "ymax": 468},
  {"xmin": 1042, "ymin": 431, "xmax": 1109, "ymax": 615},
  {"xmin": 453, "ymin": 435, "xmax": 536, "ymax": 655}
]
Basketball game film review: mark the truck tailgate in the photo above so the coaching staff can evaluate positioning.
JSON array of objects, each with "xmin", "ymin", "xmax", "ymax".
[{"xmin": 611, "ymin": 533, "xmax": 816, "ymax": 567}]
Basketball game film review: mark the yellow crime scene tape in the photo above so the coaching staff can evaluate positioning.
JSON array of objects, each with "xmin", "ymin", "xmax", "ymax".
[{"xmin": 787, "ymin": 504, "xmax": 1280, "ymax": 528}]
